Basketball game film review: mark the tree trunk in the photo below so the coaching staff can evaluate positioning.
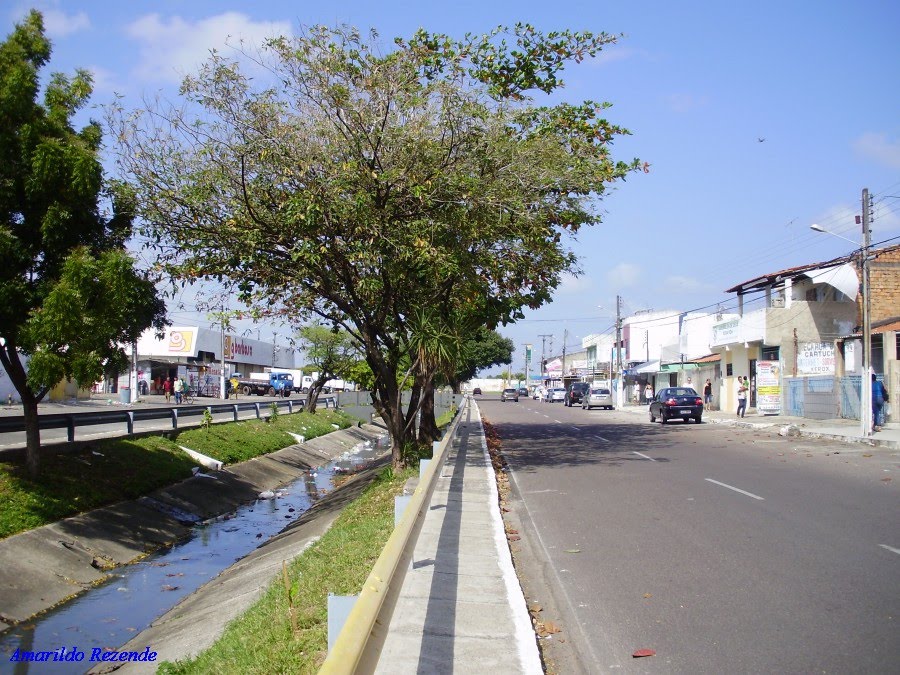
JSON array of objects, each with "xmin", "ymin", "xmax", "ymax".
[
  {"xmin": 417, "ymin": 385, "xmax": 440, "ymax": 444},
  {"xmin": 0, "ymin": 342, "xmax": 43, "ymax": 477},
  {"xmin": 22, "ymin": 396, "xmax": 41, "ymax": 477}
]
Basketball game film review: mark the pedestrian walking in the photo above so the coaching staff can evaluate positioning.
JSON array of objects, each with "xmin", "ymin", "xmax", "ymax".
[
  {"xmin": 872, "ymin": 373, "xmax": 889, "ymax": 431},
  {"xmin": 644, "ymin": 383, "xmax": 654, "ymax": 404},
  {"xmin": 163, "ymin": 377, "xmax": 172, "ymax": 403},
  {"xmin": 685, "ymin": 376, "xmax": 694, "ymax": 391},
  {"xmin": 703, "ymin": 378, "xmax": 713, "ymax": 406},
  {"xmin": 736, "ymin": 376, "xmax": 748, "ymax": 418},
  {"xmin": 174, "ymin": 377, "xmax": 183, "ymax": 404}
]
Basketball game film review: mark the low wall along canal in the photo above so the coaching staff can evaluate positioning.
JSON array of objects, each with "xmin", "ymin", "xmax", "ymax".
[{"xmin": 0, "ymin": 424, "xmax": 389, "ymax": 673}]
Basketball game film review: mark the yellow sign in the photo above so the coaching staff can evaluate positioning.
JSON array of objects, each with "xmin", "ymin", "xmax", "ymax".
[{"xmin": 167, "ymin": 329, "xmax": 195, "ymax": 354}]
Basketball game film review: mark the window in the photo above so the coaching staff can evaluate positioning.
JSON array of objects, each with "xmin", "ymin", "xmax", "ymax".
[
  {"xmin": 761, "ymin": 345, "xmax": 780, "ymax": 360},
  {"xmin": 726, "ymin": 363, "xmax": 733, "ymax": 376},
  {"xmin": 805, "ymin": 286, "xmax": 825, "ymax": 302}
]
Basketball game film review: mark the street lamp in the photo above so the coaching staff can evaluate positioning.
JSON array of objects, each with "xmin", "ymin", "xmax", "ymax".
[{"xmin": 810, "ymin": 213, "xmax": 872, "ymax": 437}]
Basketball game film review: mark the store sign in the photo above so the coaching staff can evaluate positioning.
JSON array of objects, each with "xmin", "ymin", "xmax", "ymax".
[
  {"xmin": 167, "ymin": 328, "xmax": 196, "ymax": 354},
  {"xmin": 224, "ymin": 336, "xmax": 254, "ymax": 362},
  {"xmin": 756, "ymin": 360, "xmax": 782, "ymax": 414},
  {"xmin": 713, "ymin": 319, "xmax": 739, "ymax": 345},
  {"xmin": 797, "ymin": 342, "xmax": 835, "ymax": 375}
]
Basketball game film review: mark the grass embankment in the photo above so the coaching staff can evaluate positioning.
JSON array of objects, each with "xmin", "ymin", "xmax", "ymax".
[
  {"xmin": 0, "ymin": 409, "xmax": 356, "ymax": 540},
  {"xmin": 158, "ymin": 464, "xmax": 414, "ymax": 675}
]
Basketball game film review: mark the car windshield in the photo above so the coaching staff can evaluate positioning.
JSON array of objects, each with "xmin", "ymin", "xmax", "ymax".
[
  {"xmin": 667, "ymin": 389, "xmax": 697, "ymax": 397},
  {"xmin": 591, "ymin": 388, "xmax": 610, "ymax": 395},
  {"xmin": 553, "ymin": 388, "xmax": 566, "ymax": 393}
]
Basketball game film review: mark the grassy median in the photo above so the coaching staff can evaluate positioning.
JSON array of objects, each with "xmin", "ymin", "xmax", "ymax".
[{"xmin": 0, "ymin": 408, "xmax": 355, "ymax": 540}]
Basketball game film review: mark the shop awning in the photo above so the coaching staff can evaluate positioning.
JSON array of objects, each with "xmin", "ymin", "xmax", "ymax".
[{"xmin": 628, "ymin": 360, "xmax": 661, "ymax": 374}]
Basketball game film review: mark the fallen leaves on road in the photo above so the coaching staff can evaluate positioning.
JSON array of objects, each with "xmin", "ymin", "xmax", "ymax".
[
  {"xmin": 564, "ymin": 549, "xmax": 581, "ymax": 553},
  {"xmin": 633, "ymin": 649, "xmax": 656, "ymax": 658},
  {"xmin": 643, "ymin": 593, "xmax": 652, "ymax": 599}
]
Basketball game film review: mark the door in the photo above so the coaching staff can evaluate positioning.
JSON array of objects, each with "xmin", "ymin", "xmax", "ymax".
[{"xmin": 749, "ymin": 358, "xmax": 757, "ymax": 408}]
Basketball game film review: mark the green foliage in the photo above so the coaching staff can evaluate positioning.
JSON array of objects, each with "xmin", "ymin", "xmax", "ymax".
[
  {"xmin": 452, "ymin": 328, "xmax": 515, "ymax": 387},
  {"xmin": 0, "ymin": 9, "xmax": 166, "ymax": 476},
  {"xmin": 0, "ymin": 409, "xmax": 355, "ymax": 539},
  {"xmin": 268, "ymin": 402, "xmax": 279, "ymax": 422},
  {"xmin": 110, "ymin": 23, "xmax": 641, "ymax": 467},
  {"xmin": 201, "ymin": 408, "xmax": 213, "ymax": 432}
]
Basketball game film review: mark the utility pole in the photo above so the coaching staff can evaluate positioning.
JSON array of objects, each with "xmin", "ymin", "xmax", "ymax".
[
  {"xmin": 861, "ymin": 187, "xmax": 873, "ymax": 437},
  {"xmin": 220, "ymin": 304, "xmax": 227, "ymax": 400},
  {"xmin": 561, "ymin": 328, "xmax": 568, "ymax": 386},
  {"xmin": 538, "ymin": 334, "xmax": 553, "ymax": 385},
  {"xmin": 615, "ymin": 295, "xmax": 623, "ymax": 408}
]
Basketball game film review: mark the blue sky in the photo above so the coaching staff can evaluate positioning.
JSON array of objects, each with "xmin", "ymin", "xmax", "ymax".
[{"xmin": 6, "ymin": 1, "xmax": 900, "ymax": 372}]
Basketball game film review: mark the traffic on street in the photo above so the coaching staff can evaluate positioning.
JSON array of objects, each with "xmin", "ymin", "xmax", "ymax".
[{"xmin": 477, "ymin": 394, "xmax": 899, "ymax": 673}]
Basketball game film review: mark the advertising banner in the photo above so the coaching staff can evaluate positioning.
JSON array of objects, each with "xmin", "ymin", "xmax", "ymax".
[
  {"xmin": 797, "ymin": 342, "xmax": 835, "ymax": 375},
  {"xmin": 756, "ymin": 360, "xmax": 782, "ymax": 414}
]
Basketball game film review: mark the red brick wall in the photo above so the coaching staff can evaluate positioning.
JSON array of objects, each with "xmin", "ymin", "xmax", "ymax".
[{"xmin": 869, "ymin": 244, "xmax": 900, "ymax": 324}]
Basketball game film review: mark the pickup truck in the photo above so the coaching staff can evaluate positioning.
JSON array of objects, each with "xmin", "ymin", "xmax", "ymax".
[{"xmin": 232, "ymin": 372, "xmax": 293, "ymax": 397}]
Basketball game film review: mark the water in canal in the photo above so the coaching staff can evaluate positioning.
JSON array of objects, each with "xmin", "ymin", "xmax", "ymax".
[{"xmin": 0, "ymin": 438, "xmax": 385, "ymax": 674}]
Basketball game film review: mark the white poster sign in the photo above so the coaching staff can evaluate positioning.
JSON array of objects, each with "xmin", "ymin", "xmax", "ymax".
[
  {"xmin": 797, "ymin": 342, "xmax": 835, "ymax": 375},
  {"xmin": 756, "ymin": 361, "xmax": 781, "ymax": 414}
]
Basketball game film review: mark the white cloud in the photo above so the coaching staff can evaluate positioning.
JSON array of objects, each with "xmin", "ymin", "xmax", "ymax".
[
  {"xmin": 125, "ymin": 12, "xmax": 292, "ymax": 84},
  {"xmin": 42, "ymin": 8, "xmax": 90, "ymax": 36},
  {"xmin": 9, "ymin": 2, "xmax": 89, "ymax": 37},
  {"xmin": 85, "ymin": 65, "xmax": 117, "ymax": 94},
  {"xmin": 605, "ymin": 263, "xmax": 640, "ymax": 288},
  {"xmin": 852, "ymin": 132, "xmax": 900, "ymax": 169}
]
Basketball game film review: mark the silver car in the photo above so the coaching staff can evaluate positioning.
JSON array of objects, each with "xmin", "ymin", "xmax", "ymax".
[
  {"xmin": 582, "ymin": 387, "xmax": 613, "ymax": 410},
  {"xmin": 544, "ymin": 387, "xmax": 566, "ymax": 403}
]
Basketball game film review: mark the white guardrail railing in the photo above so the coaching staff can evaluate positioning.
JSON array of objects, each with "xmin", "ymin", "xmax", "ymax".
[{"xmin": 319, "ymin": 397, "xmax": 470, "ymax": 674}]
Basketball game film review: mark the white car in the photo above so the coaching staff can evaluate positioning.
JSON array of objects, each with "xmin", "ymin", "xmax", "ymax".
[
  {"xmin": 582, "ymin": 387, "xmax": 614, "ymax": 410},
  {"xmin": 544, "ymin": 387, "xmax": 566, "ymax": 403},
  {"xmin": 533, "ymin": 387, "xmax": 545, "ymax": 400}
]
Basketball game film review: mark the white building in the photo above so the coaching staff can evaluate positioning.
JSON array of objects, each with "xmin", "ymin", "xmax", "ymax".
[{"xmin": 128, "ymin": 326, "xmax": 299, "ymax": 397}]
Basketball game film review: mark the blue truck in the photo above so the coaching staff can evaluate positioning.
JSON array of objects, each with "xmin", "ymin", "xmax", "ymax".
[{"xmin": 233, "ymin": 371, "xmax": 293, "ymax": 397}]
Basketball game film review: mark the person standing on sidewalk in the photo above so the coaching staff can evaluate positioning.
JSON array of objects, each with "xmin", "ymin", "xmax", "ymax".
[
  {"xmin": 736, "ymin": 376, "xmax": 748, "ymax": 418},
  {"xmin": 163, "ymin": 377, "xmax": 172, "ymax": 403},
  {"xmin": 174, "ymin": 377, "xmax": 183, "ymax": 404},
  {"xmin": 872, "ymin": 373, "xmax": 888, "ymax": 432},
  {"xmin": 644, "ymin": 382, "xmax": 654, "ymax": 404},
  {"xmin": 704, "ymin": 378, "xmax": 713, "ymax": 407}
]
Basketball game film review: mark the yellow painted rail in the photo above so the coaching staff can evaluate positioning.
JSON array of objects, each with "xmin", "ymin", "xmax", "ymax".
[{"xmin": 319, "ymin": 398, "xmax": 469, "ymax": 674}]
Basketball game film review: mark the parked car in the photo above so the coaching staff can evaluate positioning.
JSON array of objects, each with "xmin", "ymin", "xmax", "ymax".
[
  {"xmin": 544, "ymin": 387, "xmax": 566, "ymax": 403},
  {"xmin": 582, "ymin": 387, "xmax": 613, "ymax": 410},
  {"xmin": 501, "ymin": 388, "xmax": 519, "ymax": 402},
  {"xmin": 517, "ymin": 387, "xmax": 529, "ymax": 398},
  {"xmin": 564, "ymin": 382, "xmax": 591, "ymax": 407},
  {"xmin": 649, "ymin": 387, "xmax": 703, "ymax": 424},
  {"xmin": 472, "ymin": 387, "xmax": 482, "ymax": 396}
]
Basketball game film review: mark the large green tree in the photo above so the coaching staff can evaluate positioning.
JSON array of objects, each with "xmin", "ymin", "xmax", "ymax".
[
  {"xmin": 295, "ymin": 324, "xmax": 358, "ymax": 412},
  {"xmin": 110, "ymin": 24, "xmax": 640, "ymax": 469},
  {"xmin": 0, "ymin": 11, "xmax": 166, "ymax": 476}
]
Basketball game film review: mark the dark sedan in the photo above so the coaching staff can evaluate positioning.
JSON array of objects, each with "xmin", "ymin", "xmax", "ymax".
[{"xmin": 649, "ymin": 387, "xmax": 704, "ymax": 424}]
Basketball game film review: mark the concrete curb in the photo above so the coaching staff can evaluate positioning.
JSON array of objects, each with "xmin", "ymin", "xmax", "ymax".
[{"xmin": 0, "ymin": 423, "xmax": 387, "ymax": 629}]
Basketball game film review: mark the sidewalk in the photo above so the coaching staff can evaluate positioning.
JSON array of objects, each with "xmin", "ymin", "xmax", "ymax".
[
  {"xmin": 374, "ymin": 401, "xmax": 542, "ymax": 674},
  {"xmin": 373, "ymin": 399, "xmax": 899, "ymax": 672},
  {"xmin": 617, "ymin": 403, "xmax": 900, "ymax": 450}
]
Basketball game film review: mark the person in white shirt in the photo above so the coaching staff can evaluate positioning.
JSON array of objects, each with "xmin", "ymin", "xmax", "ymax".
[{"xmin": 736, "ymin": 376, "xmax": 748, "ymax": 418}]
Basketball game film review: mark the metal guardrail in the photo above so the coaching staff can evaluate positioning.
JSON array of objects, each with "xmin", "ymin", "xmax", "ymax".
[
  {"xmin": 0, "ymin": 398, "xmax": 304, "ymax": 442},
  {"xmin": 319, "ymin": 396, "xmax": 469, "ymax": 674}
]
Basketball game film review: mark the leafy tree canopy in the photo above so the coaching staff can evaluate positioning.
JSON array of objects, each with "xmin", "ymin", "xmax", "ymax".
[
  {"xmin": 0, "ymin": 10, "xmax": 167, "ymax": 475},
  {"xmin": 110, "ymin": 23, "xmax": 641, "ymax": 466}
]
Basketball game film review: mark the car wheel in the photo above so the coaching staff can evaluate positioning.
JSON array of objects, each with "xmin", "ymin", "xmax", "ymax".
[
  {"xmin": 649, "ymin": 409, "xmax": 656, "ymax": 422},
  {"xmin": 660, "ymin": 412, "xmax": 668, "ymax": 424},
  {"xmin": 694, "ymin": 417, "xmax": 702, "ymax": 424}
]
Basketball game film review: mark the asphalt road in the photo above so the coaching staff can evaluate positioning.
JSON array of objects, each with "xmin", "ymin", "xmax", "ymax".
[{"xmin": 478, "ymin": 396, "xmax": 900, "ymax": 674}]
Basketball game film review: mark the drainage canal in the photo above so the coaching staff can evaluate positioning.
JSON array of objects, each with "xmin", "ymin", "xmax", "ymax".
[{"xmin": 0, "ymin": 438, "xmax": 385, "ymax": 673}]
